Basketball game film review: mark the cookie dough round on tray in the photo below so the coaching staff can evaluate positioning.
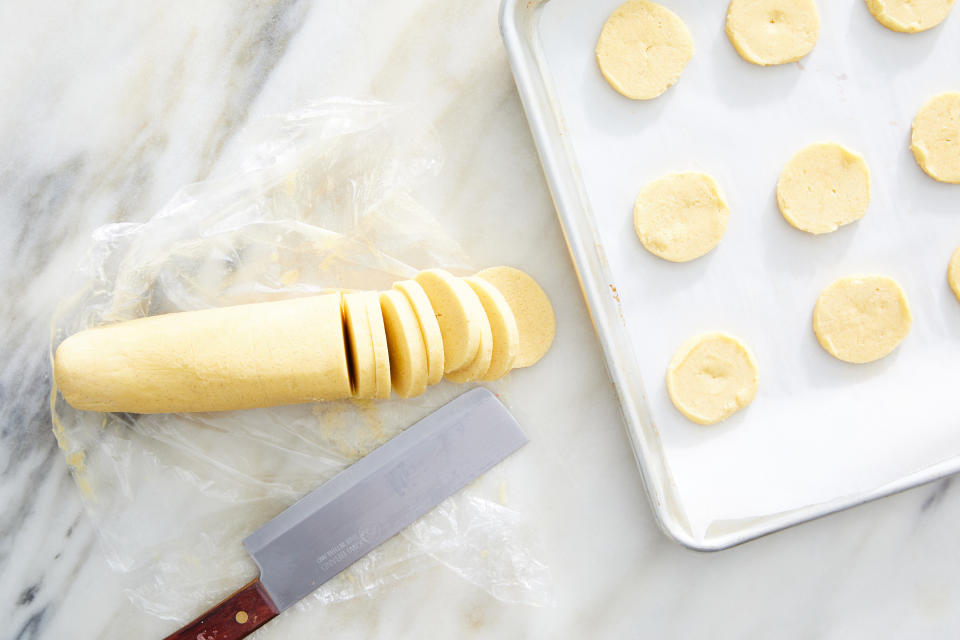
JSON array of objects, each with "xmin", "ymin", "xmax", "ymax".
[
  {"xmin": 634, "ymin": 172, "xmax": 730, "ymax": 262},
  {"xmin": 777, "ymin": 143, "xmax": 871, "ymax": 234},
  {"xmin": 725, "ymin": 0, "xmax": 820, "ymax": 65},
  {"xmin": 865, "ymin": 0, "xmax": 956, "ymax": 33},
  {"xmin": 911, "ymin": 92, "xmax": 960, "ymax": 184},
  {"xmin": 393, "ymin": 279, "xmax": 444, "ymax": 386},
  {"xmin": 666, "ymin": 332, "xmax": 759, "ymax": 426},
  {"xmin": 948, "ymin": 246, "xmax": 960, "ymax": 303},
  {"xmin": 813, "ymin": 275, "xmax": 912, "ymax": 364},
  {"xmin": 474, "ymin": 266, "xmax": 555, "ymax": 369},
  {"xmin": 414, "ymin": 269, "xmax": 485, "ymax": 373},
  {"xmin": 595, "ymin": 0, "xmax": 694, "ymax": 100},
  {"xmin": 379, "ymin": 290, "xmax": 428, "ymax": 398}
]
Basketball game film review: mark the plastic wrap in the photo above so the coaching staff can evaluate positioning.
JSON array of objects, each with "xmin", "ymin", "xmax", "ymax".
[{"xmin": 50, "ymin": 98, "xmax": 553, "ymax": 621}]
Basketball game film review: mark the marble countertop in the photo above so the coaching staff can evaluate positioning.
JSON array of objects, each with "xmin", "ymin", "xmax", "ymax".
[{"xmin": 4, "ymin": 1, "xmax": 960, "ymax": 638}]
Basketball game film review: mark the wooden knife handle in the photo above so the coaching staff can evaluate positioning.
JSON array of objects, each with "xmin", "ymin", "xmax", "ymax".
[{"xmin": 163, "ymin": 578, "xmax": 279, "ymax": 640}]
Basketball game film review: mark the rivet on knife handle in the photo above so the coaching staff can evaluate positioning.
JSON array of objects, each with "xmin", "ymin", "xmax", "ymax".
[{"xmin": 162, "ymin": 579, "xmax": 278, "ymax": 640}]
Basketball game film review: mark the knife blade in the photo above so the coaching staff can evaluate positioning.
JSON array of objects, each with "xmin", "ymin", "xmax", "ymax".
[{"xmin": 163, "ymin": 388, "xmax": 527, "ymax": 640}]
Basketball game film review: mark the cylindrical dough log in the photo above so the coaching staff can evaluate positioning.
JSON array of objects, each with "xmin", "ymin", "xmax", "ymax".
[{"xmin": 54, "ymin": 294, "xmax": 352, "ymax": 413}]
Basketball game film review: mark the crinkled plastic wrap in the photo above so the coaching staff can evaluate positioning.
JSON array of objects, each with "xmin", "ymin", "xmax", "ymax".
[{"xmin": 50, "ymin": 99, "xmax": 553, "ymax": 621}]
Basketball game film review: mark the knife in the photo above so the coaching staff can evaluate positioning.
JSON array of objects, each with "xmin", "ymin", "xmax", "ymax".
[{"xmin": 163, "ymin": 388, "xmax": 528, "ymax": 640}]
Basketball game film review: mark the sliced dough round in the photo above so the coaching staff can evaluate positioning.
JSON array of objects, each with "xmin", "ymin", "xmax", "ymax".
[
  {"xmin": 445, "ymin": 309, "xmax": 493, "ymax": 384},
  {"xmin": 393, "ymin": 279, "xmax": 444, "ymax": 386},
  {"xmin": 379, "ymin": 290, "xmax": 428, "ymax": 398},
  {"xmin": 911, "ymin": 92, "xmax": 960, "ymax": 184},
  {"xmin": 414, "ymin": 269, "xmax": 484, "ymax": 372},
  {"xmin": 725, "ymin": 0, "xmax": 820, "ymax": 66},
  {"xmin": 633, "ymin": 172, "xmax": 730, "ymax": 262},
  {"xmin": 342, "ymin": 292, "xmax": 376, "ymax": 398},
  {"xmin": 865, "ymin": 0, "xmax": 955, "ymax": 33},
  {"xmin": 364, "ymin": 291, "xmax": 392, "ymax": 399},
  {"xmin": 465, "ymin": 277, "xmax": 520, "ymax": 381},
  {"xmin": 474, "ymin": 267, "xmax": 555, "ymax": 369},
  {"xmin": 777, "ymin": 143, "xmax": 871, "ymax": 234},
  {"xmin": 813, "ymin": 275, "xmax": 912, "ymax": 364},
  {"xmin": 595, "ymin": 0, "xmax": 694, "ymax": 100},
  {"xmin": 666, "ymin": 332, "xmax": 759, "ymax": 425},
  {"xmin": 950, "ymin": 245, "xmax": 960, "ymax": 303}
]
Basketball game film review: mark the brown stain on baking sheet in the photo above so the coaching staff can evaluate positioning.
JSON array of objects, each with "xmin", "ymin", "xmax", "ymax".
[{"xmin": 608, "ymin": 283, "xmax": 620, "ymax": 304}]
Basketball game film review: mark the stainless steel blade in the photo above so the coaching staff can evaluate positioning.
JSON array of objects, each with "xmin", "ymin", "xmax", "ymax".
[{"xmin": 242, "ymin": 387, "xmax": 527, "ymax": 611}]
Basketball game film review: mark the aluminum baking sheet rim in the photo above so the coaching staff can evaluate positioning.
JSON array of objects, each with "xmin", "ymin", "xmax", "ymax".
[{"xmin": 498, "ymin": 0, "xmax": 960, "ymax": 551}]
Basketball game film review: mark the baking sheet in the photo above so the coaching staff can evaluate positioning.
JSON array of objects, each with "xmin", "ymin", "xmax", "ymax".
[{"xmin": 529, "ymin": 0, "xmax": 960, "ymax": 541}]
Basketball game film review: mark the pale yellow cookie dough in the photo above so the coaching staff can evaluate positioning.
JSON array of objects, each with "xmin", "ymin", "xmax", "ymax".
[
  {"xmin": 911, "ymin": 92, "xmax": 960, "ymax": 184},
  {"xmin": 379, "ymin": 290, "xmax": 429, "ymax": 398},
  {"xmin": 725, "ymin": 0, "xmax": 820, "ymax": 65},
  {"xmin": 948, "ymin": 245, "xmax": 960, "ymax": 303},
  {"xmin": 445, "ymin": 307, "xmax": 493, "ymax": 384},
  {"xmin": 364, "ymin": 291, "xmax": 392, "ymax": 399},
  {"xmin": 415, "ymin": 269, "xmax": 485, "ymax": 373},
  {"xmin": 666, "ymin": 332, "xmax": 759, "ymax": 425},
  {"xmin": 777, "ymin": 143, "xmax": 871, "ymax": 234},
  {"xmin": 865, "ymin": 0, "xmax": 955, "ymax": 33},
  {"xmin": 595, "ymin": 0, "xmax": 694, "ymax": 100},
  {"xmin": 475, "ymin": 266, "xmax": 555, "ymax": 368},
  {"xmin": 393, "ymin": 279, "xmax": 445, "ymax": 386},
  {"xmin": 633, "ymin": 172, "xmax": 730, "ymax": 262},
  {"xmin": 465, "ymin": 277, "xmax": 520, "ymax": 381},
  {"xmin": 813, "ymin": 275, "xmax": 912, "ymax": 364},
  {"xmin": 342, "ymin": 292, "xmax": 376, "ymax": 398},
  {"xmin": 54, "ymin": 294, "xmax": 352, "ymax": 413}
]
